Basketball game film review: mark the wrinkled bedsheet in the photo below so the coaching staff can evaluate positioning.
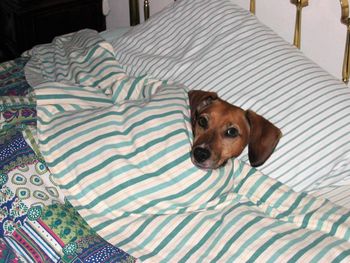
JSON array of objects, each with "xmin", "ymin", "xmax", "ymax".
[{"xmin": 27, "ymin": 30, "xmax": 350, "ymax": 262}]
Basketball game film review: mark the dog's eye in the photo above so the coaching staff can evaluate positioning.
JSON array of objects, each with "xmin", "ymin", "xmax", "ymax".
[
  {"xmin": 198, "ymin": 116, "xmax": 208, "ymax": 128},
  {"xmin": 226, "ymin": 127, "xmax": 239, "ymax": 138}
]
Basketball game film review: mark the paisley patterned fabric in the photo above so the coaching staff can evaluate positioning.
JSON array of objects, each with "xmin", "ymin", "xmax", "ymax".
[
  {"xmin": 0, "ymin": 96, "xmax": 36, "ymax": 134},
  {"xmin": 0, "ymin": 130, "xmax": 64, "ymax": 208},
  {"xmin": 0, "ymin": 57, "xmax": 32, "ymax": 96},
  {"xmin": 0, "ymin": 58, "xmax": 136, "ymax": 262}
]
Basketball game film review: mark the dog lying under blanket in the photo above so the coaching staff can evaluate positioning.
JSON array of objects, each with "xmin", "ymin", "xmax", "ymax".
[{"xmin": 189, "ymin": 90, "xmax": 282, "ymax": 169}]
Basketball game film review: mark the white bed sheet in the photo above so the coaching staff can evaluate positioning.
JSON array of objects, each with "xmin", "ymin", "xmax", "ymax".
[{"xmin": 106, "ymin": 0, "xmax": 350, "ymax": 208}]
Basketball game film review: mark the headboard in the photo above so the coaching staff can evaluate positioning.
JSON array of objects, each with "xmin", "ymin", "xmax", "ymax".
[
  {"xmin": 128, "ymin": 0, "xmax": 350, "ymax": 84},
  {"xmin": 129, "ymin": 0, "xmax": 141, "ymax": 26}
]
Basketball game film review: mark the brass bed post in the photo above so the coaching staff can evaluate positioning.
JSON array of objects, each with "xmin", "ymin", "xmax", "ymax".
[
  {"xmin": 144, "ymin": 0, "xmax": 177, "ymax": 21},
  {"xmin": 144, "ymin": 0, "xmax": 150, "ymax": 21},
  {"xmin": 341, "ymin": 0, "xmax": 350, "ymax": 84},
  {"xmin": 250, "ymin": 0, "xmax": 256, "ymax": 15},
  {"xmin": 290, "ymin": 0, "xmax": 309, "ymax": 49},
  {"xmin": 129, "ymin": 0, "xmax": 140, "ymax": 26}
]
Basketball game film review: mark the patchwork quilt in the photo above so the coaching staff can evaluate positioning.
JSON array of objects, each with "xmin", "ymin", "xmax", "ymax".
[
  {"xmin": 0, "ymin": 54, "xmax": 135, "ymax": 262},
  {"xmin": 25, "ymin": 30, "xmax": 350, "ymax": 262}
]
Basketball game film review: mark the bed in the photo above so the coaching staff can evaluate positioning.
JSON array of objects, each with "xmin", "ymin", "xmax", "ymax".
[{"xmin": 1, "ymin": 0, "xmax": 350, "ymax": 262}]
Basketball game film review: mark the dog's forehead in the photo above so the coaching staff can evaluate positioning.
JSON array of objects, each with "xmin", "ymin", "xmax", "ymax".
[{"xmin": 203, "ymin": 100, "xmax": 245, "ymax": 121}]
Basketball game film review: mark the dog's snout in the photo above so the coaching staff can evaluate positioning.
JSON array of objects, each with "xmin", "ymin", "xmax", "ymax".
[{"xmin": 193, "ymin": 147, "xmax": 211, "ymax": 163}]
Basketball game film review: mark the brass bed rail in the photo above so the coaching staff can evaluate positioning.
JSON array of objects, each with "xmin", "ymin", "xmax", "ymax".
[
  {"xmin": 341, "ymin": 0, "xmax": 350, "ymax": 83},
  {"xmin": 144, "ymin": 0, "xmax": 150, "ymax": 21},
  {"xmin": 250, "ymin": 0, "xmax": 256, "ymax": 15},
  {"xmin": 129, "ymin": 0, "xmax": 140, "ymax": 26},
  {"xmin": 252, "ymin": 0, "xmax": 349, "ymax": 84},
  {"xmin": 250, "ymin": 0, "xmax": 308, "ymax": 49},
  {"xmin": 290, "ymin": 0, "xmax": 309, "ymax": 49},
  {"xmin": 130, "ymin": 0, "xmax": 350, "ymax": 84}
]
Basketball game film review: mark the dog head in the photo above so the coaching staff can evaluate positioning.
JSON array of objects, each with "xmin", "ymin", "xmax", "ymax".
[{"xmin": 189, "ymin": 90, "xmax": 282, "ymax": 169}]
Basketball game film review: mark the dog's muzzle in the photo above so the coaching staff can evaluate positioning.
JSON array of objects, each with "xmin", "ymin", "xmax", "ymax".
[{"xmin": 193, "ymin": 147, "xmax": 211, "ymax": 163}]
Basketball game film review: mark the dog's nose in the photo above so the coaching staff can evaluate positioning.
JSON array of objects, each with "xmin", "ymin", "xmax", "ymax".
[{"xmin": 193, "ymin": 147, "xmax": 211, "ymax": 163}]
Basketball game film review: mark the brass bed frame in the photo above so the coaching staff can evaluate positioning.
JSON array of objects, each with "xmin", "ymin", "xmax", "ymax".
[{"xmin": 129, "ymin": 0, "xmax": 350, "ymax": 84}]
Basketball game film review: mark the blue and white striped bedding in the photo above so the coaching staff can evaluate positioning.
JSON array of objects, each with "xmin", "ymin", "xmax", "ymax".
[
  {"xmin": 111, "ymin": 0, "xmax": 350, "ymax": 208},
  {"xmin": 24, "ymin": 28, "xmax": 350, "ymax": 262}
]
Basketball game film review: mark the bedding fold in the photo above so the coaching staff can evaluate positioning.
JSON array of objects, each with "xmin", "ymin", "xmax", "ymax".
[{"xmin": 27, "ymin": 30, "xmax": 350, "ymax": 262}]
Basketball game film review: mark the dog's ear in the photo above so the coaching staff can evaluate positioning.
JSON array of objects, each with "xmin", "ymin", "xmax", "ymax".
[
  {"xmin": 245, "ymin": 110, "xmax": 282, "ymax": 167},
  {"xmin": 188, "ymin": 90, "xmax": 218, "ymax": 127}
]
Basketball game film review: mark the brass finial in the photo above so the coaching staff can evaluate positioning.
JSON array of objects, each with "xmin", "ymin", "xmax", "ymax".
[
  {"xmin": 250, "ymin": 0, "xmax": 256, "ymax": 15},
  {"xmin": 290, "ymin": 0, "xmax": 309, "ymax": 49}
]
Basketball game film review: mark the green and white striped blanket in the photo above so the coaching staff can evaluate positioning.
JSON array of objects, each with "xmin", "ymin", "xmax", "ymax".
[{"xmin": 29, "ymin": 30, "xmax": 350, "ymax": 262}]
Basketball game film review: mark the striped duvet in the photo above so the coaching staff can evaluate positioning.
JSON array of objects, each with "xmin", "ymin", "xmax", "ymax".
[
  {"xmin": 111, "ymin": 0, "xmax": 350, "ymax": 208},
  {"xmin": 27, "ymin": 30, "xmax": 350, "ymax": 262}
]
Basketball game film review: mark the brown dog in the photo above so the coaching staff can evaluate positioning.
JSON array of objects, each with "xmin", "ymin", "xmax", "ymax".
[{"xmin": 189, "ymin": 90, "xmax": 282, "ymax": 169}]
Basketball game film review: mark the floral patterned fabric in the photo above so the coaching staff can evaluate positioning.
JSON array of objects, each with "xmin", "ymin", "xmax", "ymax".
[
  {"xmin": 0, "ymin": 57, "xmax": 36, "ymax": 134},
  {"xmin": 0, "ymin": 238, "xmax": 22, "ymax": 262},
  {"xmin": 0, "ymin": 58, "xmax": 136, "ymax": 262}
]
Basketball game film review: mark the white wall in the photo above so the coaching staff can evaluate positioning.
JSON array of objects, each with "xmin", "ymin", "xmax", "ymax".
[{"xmin": 106, "ymin": 0, "xmax": 346, "ymax": 80}]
